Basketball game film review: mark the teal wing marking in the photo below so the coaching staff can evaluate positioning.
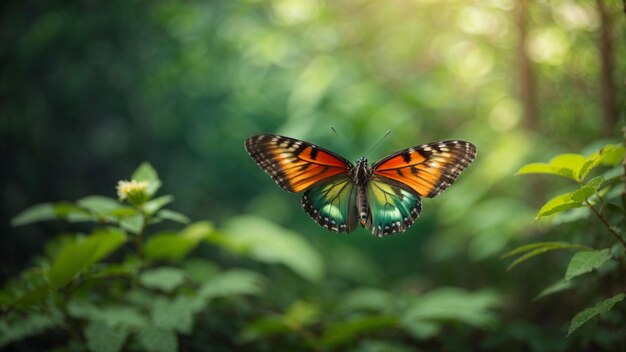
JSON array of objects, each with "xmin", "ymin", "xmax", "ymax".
[
  {"xmin": 301, "ymin": 176, "xmax": 358, "ymax": 233},
  {"xmin": 366, "ymin": 176, "xmax": 422, "ymax": 237}
]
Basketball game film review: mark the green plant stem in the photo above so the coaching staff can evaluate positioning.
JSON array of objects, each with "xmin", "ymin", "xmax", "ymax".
[
  {"xmin": 132, "ymin": 207, "xmax": 149, "ymax": 259},
  {"xmin": 585, "ymin": 199, "xmax": 626, "ymax": 248},
  {"xmin": 53, "ymin": 295, "xmax": 84, "ymax": 343}
]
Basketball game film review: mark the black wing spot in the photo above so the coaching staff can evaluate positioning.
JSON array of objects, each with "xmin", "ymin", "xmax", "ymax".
[
  {"xmin": 401, "ymin": 152, "xmax": 411, "ymax": 163},
  {"xmin": 310, "ymin": 147, "xmax": 319, "ymax": 160}
]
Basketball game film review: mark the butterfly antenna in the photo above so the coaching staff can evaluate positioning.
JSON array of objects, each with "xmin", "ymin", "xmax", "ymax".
[
  {"xmin": 330, "ymin": 126, "xmax": 357, "ymax": 155},
  {"xmin": 364, "ymin": 130, "xmax": 391, "ymax": 157}
]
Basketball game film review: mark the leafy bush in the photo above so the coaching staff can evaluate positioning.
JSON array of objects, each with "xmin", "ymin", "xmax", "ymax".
[
  {"xmin": 504, "ymin": 142, "xmax": 626, "ymax": 337},
  {"xmin": 1, "ymin": 163, "xmax": 503, "ymax": 351}
]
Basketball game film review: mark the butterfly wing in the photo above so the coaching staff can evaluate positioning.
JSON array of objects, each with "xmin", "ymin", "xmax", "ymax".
[
  {"xmin": 245, "ymin": 134, "xmax": 352, "ymax": 193},
  {"xmin": 366, "ymin": 177, "xmax": 422, "ymax": 237},
  {"xmin": 371, "ymin": 140, "xmax": 476, "ymax": 198},
  {"xmin": 302, "ymin": 175, "xmax": 359, "ymax": 233}
]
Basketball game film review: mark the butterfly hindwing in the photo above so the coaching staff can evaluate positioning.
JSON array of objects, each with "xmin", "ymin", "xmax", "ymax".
[
  {"xmin": 372, "ymin": 140, "xmax": 476, "ymax": 198},
  {"xmin": 366, "ymin": 177, "xmax": 422, "ymax": 237},
  {"xmin": 245, "ymin": 134, "xmax": 352, "ymax": 193},
  {"xmin": 302, "ymin": 175, "xmax": 358, "ymax": 233}
]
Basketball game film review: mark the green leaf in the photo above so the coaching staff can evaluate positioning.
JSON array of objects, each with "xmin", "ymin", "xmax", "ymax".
[
  {"xmin": 564, "ymin": 249, "xmax": 611, "ymax": 281},
  {"xmin": 11, "ymin": 203, "xmax": 56, "ymax": 226},
  {"xmin": 119, "ymin": 214, "xmax": 143, "ymax": 234},
  {"xmin": 584, "ymin": 144, "xmax": 625, "ymax": 174},
  {"xmin": 501, "ymin": 241, "xmax": 591, "ymax": 271},
  {"xmin": 68, "ymin": 300, "xmax": 147, "ymax": 328},
  {"xmin": 403, "ymin": 288, "xmax": 502, "ymax": 329},
  {"xmin": 570, "ymin": 176, "xmax": 605, "ymax": 202},
  {"xmin": 338, "ymin": 288, "xmax": 394, "ymax": 312},
  {"xmin": 321, "ymin": 316, "xmax": 398, "ymax": 348},
  {"xmin": 144, "ymin": 222, "xmax": 212, "ymax": 262},
  {"xmin": 239, "ymin": 317, "xmax": 289, "ymax": 343},
  {"xmin": 78, "ymin": 196, "xmax": 121, "ymax": 214},
  {"xmin": 48, "ymin": 228, "xmax": 126, "ymax": 287},
  {"xmin": 181, "ymin": 259, "xmax": 219, "ymax": 284},
  {"xmin": 516, "ymin": 153, "xmax": 588, "ymax": 181},
  {"xmin": 283, "ymin": 301, "xmax": 319, "ymax": 328},
  {"xmin": 404, "ymin": 320, "xmax": 441, "ymax": 340},
  {"xmin": 0, "ymin": 313, "xmax": 58, "ymax": 348},
  {"xmin": 84, "ymin": 321, "xmax": 128, "ymax": 352},
  {"xmin": 597, "ymin": 144, "xmax": 625, "ymax": 166},
  {"xmin": 533, "ymin": 279, "xmax": 574, "ymax": 301},
  {"xmin": 139, "ymin": 267, "xmax": 186, "ymax": 293},
  {"xmin": 151, "ymin": 296, "xmax": 195, "ymax": 334},
  {"xmin": 157, "ymin": 209, "xmax": 190, "ymax": 224},
  {"xmin": 131, "ymin": 162, "xmax": 161, "ymax": 197},
  {"xmin": 143, "ymin": 195, "xmax": 173, "ymax": 215},
  {"xmin": 7, "ymin": 285, "xmax": 51, "ymax": 308},
  {"xmin": 54, "ymin": 202, "xmax": 93, "ymax": 222},
  {"xmin": 223, "ymin": 216, "xmax": 325, "ymax": 282},
  {"xmin": 198, "ymin": 269, "xmax": 264, "ymax": 300},
  {"xmin": 516, "ymin": 163, "xmax": 575, "ymax": 179},
  {"xmin": 536, "ymin": 193, "xmax": 585, "ymax": 218},
  {"xmin": 137, "ymin": 326, "xmax": 177, "ymax": 352},
  {"xmin": 567, "ymin": 293, "xmax": 625, "ymax": 336},
  {"xmin": 108, "ymin": 206, "xmax": 139, "ymax": 218},
  {"xmin": 132, "ymin": 162, "xmax": 159, "ymax": 182}
]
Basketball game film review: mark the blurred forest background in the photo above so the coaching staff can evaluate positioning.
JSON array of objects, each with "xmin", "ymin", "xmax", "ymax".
[{"xmin": 1, "ymin": 0, "xmax": 625, "ymax": 350}]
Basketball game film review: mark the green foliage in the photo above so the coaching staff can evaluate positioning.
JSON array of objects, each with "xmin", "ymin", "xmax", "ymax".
[
  {"xmin": 222, "ymin": 216, "xmax": 326, "ymax": 282},
  {"xmin": 533, "ymin": 279, "xmax": 574, "ymax": 301},
  {"xmin": 3, "ymin": 162, "xmax": 518, "ymax": 350},
  {"xmin": 567, "ymin": 294, "xmax": 625, "ymax": 337},
  {"xmin": 84, "ymin": 321, "xmax": 129, "ymax": 352},
  {"xmin": 1, "ymin": 163, "xmax": 273, "ymax": 351},
  {"xmin": 403, "ymin": 288, "xmax": 501, "ymax": 330},
  {"xmin": 139, "ymin": 267, "xmax": 186, "ymax": 293},
  {"xmin": 48, "ymin": 228, "xmax": 127, "ymax": 288},
  {"xmin": 516, "ymin": 144, "xmax": 624, "ymax": 182},
  {"xmin": 564, "ymin": 249, "xmax": 611, "ymax": 281},
  {"xmin": 2, "ymin": 0, "xmax": 625, "ymax": 349},
  {"xmin": 502, "ymin": 241, "xmax": 592, "ymax": 270},
  {"xmin": 510, "ymin": 143, "xmax": 626, "ymax": 338},
  {"xmin": 136, "ymin": 326, "xmax": 177, "ymax": 352},
  {"xmin": 0, "ymin": 313, "xmax": 59, "ymax": 348}
]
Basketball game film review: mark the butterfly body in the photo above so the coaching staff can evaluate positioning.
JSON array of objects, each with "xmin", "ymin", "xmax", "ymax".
[{"xmin": 245, "ymin": 134, "xmax": 476, "ymax": 237}]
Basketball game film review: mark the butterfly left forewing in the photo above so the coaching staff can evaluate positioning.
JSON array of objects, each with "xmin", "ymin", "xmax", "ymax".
[
  {"xmin": 372, "ymin": 140, "xmax": 476, "ymax": 198},
  {"xmin": 245, "ymin": 134, "xmax": 352, "ymax": 193},
  {"xmin": 366, "ymin": 177, "xmax": 422, "ymax": 237}
]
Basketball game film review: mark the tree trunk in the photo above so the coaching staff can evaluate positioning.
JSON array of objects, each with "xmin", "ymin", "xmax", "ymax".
[
  {"xmin": 596, "ymin": 0, "xmax": 617, "ymax": 137},
  {"xmin": 516, "ymin": 0, "xmax": 538, "ymax": 131}
]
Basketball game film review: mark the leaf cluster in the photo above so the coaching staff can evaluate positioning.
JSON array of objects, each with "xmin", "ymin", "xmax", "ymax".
[{"xmin": 504, "ymin": 143, "xmax": 626, "ymax": 336}]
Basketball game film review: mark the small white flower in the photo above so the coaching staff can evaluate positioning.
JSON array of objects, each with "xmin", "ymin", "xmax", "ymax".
[{"xmin": 116, "ymin": 180, "xmax": 149, "ymax": 203}]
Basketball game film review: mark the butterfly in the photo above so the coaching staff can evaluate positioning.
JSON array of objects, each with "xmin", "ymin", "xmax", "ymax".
[{"xmin": 245, "ymin": 134, "xmax": 476, "ymax": 237}]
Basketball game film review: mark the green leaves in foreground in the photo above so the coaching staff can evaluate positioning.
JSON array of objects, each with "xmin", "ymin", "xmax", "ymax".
[
  {"xmin": 516, "ymin": 144, "xmax": 624, "ymax": 182},
  {"xmin": 241, "ymin": 287, "xmax": 502, "ymax": 348},
  {"xmin": 516, "ymin": 144, "xmax": 623, "ymax": 219},
  {"xmin": 535, "ymin": 176, "xmax": 604, "ymax": 219},
  {"xmin": 49, "ymin": 228, "xmax": 127, "ymax": 288},
  {"xmin": 568, "ymin": 293, "xmax": 625, "ymax": 336},
  {"xmin": 501, "ymin": 242, "xmax": 592, "ymax": 271},
  {"xmin": 143, "ymin": 221, "xmax": 214, "ymax": 262},
  {"xmin": 564, "ymin": 249, "xmax": 611, "ymax": 281},
  {"xmin": 222, "ymin": 216, "xmax": 325, "ymax": 282}
]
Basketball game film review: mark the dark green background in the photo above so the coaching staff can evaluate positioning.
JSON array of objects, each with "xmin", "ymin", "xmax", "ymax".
[{"xmin": 1, "ymin": 0, "xmax": 624, "ymax": 348}]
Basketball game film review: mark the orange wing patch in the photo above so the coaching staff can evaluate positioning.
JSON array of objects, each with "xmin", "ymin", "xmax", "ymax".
[
  {"xmin": 246, "ymin": 134, "xmax": 351, "ymax": 193},
  {"xmin": 372, "ymin": 140, "xmax": 476, "ymax": 198}
]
